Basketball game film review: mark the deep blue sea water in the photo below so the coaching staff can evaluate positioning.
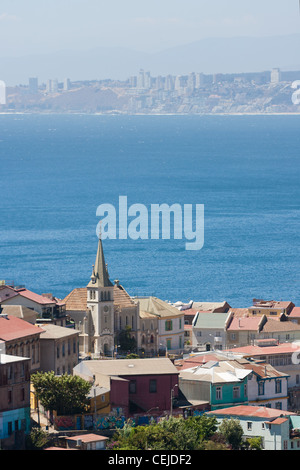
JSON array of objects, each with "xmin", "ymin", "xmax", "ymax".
[{"xmin": 0, "ymin": 114, "xmax": 299, "ymax": 307}]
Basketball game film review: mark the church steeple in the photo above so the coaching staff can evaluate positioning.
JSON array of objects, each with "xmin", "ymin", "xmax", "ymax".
[{"xmin": 88, "ymin": 236, "xmax": 113, "ymax": 288}]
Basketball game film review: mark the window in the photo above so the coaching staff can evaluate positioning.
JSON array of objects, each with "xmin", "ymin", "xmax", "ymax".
[
  {"xmin": 231, "ymin": 333, "xmax": 236, "ymax": 340},
  {"xmin": 216, "ymin": 386, "xmax": 222, "ymax": 400},
  {"xmin": 233, "ymin": 387, "xmax": 240, "ymax": 399},
  {"xmin": 275, "ymin": 379, "xmax": 282, "ymax": 394},
  {"xmin": 247, "ymin": 422, "xmax": 252, "ymax": 431},
  {"xmin": 129, "ymin": 380, "xmax": 136, "ymax": 394},
  {"xmin": 258, "ymin": 381, "xmax": 264, "ymax": 396},
  {"xmin": 165, "ymin": 320, "xmax": 173, "ymax": 331},
  {"xmin": 149, "ymin": 379, "xmax": 157, "ymax": 393}
]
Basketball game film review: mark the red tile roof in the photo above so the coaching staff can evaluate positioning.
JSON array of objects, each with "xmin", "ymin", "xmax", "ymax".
[{"xmin": 0, "ymin": 315, "xmax": 44, "ymax": 341}]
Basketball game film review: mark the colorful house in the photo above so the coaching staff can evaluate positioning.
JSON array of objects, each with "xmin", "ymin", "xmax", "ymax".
[
  {"xmin": 0, "ymin": 353, "xmax": 31, "ymax": 450},
  {"xmin": 74, "ymin": 357, "xmax": 179, "ymax": 417},
  {"xmin": 207, "ymin": 405, "xmax": 300, "ymax": 450},
  {"xmin": 179, "ymin": 359, "xmax": 251, "ymax": 410}
]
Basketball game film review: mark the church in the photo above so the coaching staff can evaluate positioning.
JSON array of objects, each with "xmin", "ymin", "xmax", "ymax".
[{"xmin": 63, "ymin": 237, "xmax": 185, "ymax": 358}]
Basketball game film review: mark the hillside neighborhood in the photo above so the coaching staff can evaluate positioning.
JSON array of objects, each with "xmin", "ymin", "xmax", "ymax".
[{"xmin": 1, "ymin": 237, "xmax": 300, "ymax": 450}]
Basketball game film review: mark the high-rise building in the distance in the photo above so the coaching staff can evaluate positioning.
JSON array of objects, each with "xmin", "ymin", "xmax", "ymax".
[{"xmin": 29, "ymin": 77, "xmax": 38, "ymax": 94}]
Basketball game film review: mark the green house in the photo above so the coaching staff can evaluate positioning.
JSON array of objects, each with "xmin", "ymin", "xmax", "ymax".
[{"xmin": 179, "ymin": 359, "xmax": 251, "ymax": 411}]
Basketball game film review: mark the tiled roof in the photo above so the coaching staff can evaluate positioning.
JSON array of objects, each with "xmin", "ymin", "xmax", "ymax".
[
  {"xmin": 229, "ymin": 308, "xmax": 250, "ymax": 317},
  {"xmin": 63, "ymin": 284, "xmax": 136, "ymax": 311},
  {"xmin": 63, "ymin": 288, "xmax": 87, "ymax": 311},
  {"xmin": 114, "ymin": 284, "xmax": 136, "ymax": 308},
  {"xmin": 262, "ymin": 318, "xmax": 300, "ymax": 332},
  {"xmin": 0, "ymin": 315, "xmax": 44, "ymax": 341}
]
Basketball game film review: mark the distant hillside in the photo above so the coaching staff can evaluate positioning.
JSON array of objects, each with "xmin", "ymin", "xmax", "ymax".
[{"xmin": 2, "ymin": 34, "xmax": 300, "ymax": 85}]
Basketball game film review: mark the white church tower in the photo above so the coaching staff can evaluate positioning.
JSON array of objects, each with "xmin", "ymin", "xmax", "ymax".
[{"xmin": 87, "ymin": 237, "xmax": 114, "ymax": 356}]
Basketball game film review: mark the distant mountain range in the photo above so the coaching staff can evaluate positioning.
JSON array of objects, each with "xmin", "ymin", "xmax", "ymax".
[{"xmin": 2, "ymin": 34, "xmax": 300, "ymax": 86}]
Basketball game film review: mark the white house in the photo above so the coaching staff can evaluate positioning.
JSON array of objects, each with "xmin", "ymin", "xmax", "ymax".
[
  {"xmin": 137, "ymin": 297, "xmax": 185, "ymax": 355},
  {"xmin": 192, "ymin": 311, "xmax": 230, "ymax": 350},
  {"xmin": 244, "ymin": 361, "xmax": 289, "ymax": 410}
]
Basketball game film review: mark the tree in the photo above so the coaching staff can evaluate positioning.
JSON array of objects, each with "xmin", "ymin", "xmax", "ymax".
[
  {"xmin": 218, "ymin": 418, "xmax": 244, "ymax": 450},
  {"xmin": 26, "ymin": 427, "xmax": 51, "ymax": 450},
  {"xmin": 31, "ymin": 371, "xmax": 92, "ymax": 416},
  {"xmin": 246, "ymin": 436, "xmax": 263, "ymax": 450},
  {"xmin": 117, "ymin": 326, "xmax": 137, "ymax": 353},
  {"xmin": 112, "ymin": 415, "xmax": 219, "ymax": 450}
]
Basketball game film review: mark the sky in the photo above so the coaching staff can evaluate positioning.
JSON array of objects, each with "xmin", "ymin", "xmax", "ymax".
[{"xmin": 0, "ymin": 0, "xmax": 299, "ymax": 57}]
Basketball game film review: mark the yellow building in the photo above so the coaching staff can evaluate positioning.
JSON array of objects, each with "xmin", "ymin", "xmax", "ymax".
[{"xmin": 248, "ymin": 299, "xmax": 295, "ymax": 318}]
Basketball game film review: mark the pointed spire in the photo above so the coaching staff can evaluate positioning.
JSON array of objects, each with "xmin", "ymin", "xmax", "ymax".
[{"xmin": 89, "ymin": 236, "xmax": 113, "ymax": 288}]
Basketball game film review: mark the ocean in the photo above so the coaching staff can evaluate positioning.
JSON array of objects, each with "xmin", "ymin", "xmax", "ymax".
[{"xmin": 0, "ymin": 113, "xmax": 299, "ymax": 307}]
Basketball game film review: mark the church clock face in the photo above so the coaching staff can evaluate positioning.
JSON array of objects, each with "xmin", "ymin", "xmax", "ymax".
[{"xmin": 104, "ymin": 306, "xmax": 109, "ymax": 313}]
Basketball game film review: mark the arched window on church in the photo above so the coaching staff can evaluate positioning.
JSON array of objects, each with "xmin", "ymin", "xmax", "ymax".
[
  {"xmin": 142, "ymin": 335, "xmax": 145, "ymax": 344},
  {"xmin": 101, "ymin": 292, "xmax": 103, "ymax": 301}
]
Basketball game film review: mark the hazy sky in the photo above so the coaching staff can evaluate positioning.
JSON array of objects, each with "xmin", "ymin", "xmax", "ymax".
[{"xmin": 0, "ymin": 0, "xmax": 300, "ymax": 56}]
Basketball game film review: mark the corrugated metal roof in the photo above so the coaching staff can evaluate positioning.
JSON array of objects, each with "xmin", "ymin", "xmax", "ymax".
[{"xmin": 193, "ymin": 311, "xmax": 229, "ymax": 329}]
